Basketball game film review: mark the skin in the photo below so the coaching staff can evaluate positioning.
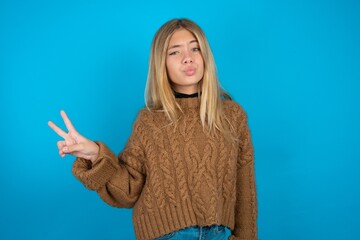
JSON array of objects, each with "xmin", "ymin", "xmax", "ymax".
[
  {"xmin": 49, "ymin": 29, "xmax": 205, "ymax": 160},
  {"xmin": 48, "ymin": 110, "xmax": 99, "ymax": 163},
  {"xmin": 166, "ymin": 28, "xmax": 204, "ymax": 94}
]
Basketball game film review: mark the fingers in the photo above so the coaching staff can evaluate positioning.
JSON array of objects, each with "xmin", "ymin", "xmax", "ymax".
[
  {"xmin": 50, "ymin": 110, "xmax": 83, "ymax": 158},
  {"xmin": 56, "ymin": 140, "xmax": 84, "ymax": 158},
  {"xmin": 48, "ymin": 121, "xmax": 68, "ymax": 138},
  {"xmin": 62, "ymin": 143, "xmax": 84, "ymax": 154},
  {"xmin": 57, "ymin": 141, "xmax": 66, "ymax": 157},
  {"xmin": 60, "ymin": 110, "xmax": 77, "ymax": 133}
]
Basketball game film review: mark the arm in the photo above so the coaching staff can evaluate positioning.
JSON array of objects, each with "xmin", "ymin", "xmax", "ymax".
[
  {"xmin": 229, "ymin": 110, "xmax": 258, "ymax": 240},
  {"xmin": 72, "ymin": 115, "xmax": 146, "ymax": 208}
]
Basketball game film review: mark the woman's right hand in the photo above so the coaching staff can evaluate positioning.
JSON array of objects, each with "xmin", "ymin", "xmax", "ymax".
[{"xmin": 48, "ymin": 110, "xmax": 100, "ymax": 163}]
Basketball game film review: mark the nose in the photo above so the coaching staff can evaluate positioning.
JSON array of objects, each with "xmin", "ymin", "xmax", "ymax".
[{"xmin": 182, "ymin": 51, "xmax": 193, "ymax": 64}]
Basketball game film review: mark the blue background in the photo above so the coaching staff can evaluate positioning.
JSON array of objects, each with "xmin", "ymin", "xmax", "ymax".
[{"xmin": 1, "ymin": 0, "xmax": 359, "ymax": 239}]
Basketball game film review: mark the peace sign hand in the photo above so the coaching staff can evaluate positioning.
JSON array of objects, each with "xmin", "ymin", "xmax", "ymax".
[{"xmin": 48, "ymin": 110, "xmax": 99, "ymax": 163}]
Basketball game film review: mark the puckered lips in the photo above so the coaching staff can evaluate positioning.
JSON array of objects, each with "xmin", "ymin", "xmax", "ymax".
[{"xmin": 183, "ymin": 66, "xmax": 197, "ymax": 76}]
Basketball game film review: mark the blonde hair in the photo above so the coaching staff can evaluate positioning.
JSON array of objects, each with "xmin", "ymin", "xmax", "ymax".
[{"xmin": 145, "ymin": 18, "xmax": 235, "ymax": 141}]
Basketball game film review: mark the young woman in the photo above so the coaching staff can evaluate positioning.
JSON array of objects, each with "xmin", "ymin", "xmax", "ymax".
[{"xmin": 48, "ymin": 18, "xmax": 257, "ymax": 240}]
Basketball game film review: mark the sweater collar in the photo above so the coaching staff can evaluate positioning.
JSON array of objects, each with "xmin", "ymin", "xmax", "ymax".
[
  {"xmin": 175, "ymin": 96, "xmax": 201, "ymax": 109},
  {"xmin": 174, "ymin": 91, "xmax": 199, "ymax": 98},
  {"xmin": 173, "ymin": 90, "xmax": 200, "ymax": 109}
]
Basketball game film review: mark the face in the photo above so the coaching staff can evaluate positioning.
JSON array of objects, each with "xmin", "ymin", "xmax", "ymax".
[{"xmin": 166, "ymin": 28, "xmax": 204, "ymax": 94}]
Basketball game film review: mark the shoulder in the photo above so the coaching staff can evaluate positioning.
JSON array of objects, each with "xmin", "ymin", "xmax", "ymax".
[
  {"xmin": 124, "ymin": 108, "xmax": 154, "ymax": 140},
  {"xmin": 222, "ymin": 99, "xmax": 251, "ymax": 136},
  {"xmin": 132, "ymin": 108, "xmax": 152, "ymax": 126},
  {"xmin": 136, "ymin": 107, "xmax": 152, "ymax": 120},
  {"xmin": 133, "ymin": 107, "xmax": 168, "ymax": 129},
  {"xmin": 222, "ymin": 99, "xmax": 247, "ymax": 119}
]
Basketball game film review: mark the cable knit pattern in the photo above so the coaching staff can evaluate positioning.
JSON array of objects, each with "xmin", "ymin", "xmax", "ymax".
[
  {"xmin": 72, "ymin": 97, "xmax": 257, "ymax": 240},
  {"xmin": 166, "ymin": 126, "xmax": 189, "ymax": 203},
  {"xmin": 203, "ymin": 141, "xmax": 219, "ymax": 222}
]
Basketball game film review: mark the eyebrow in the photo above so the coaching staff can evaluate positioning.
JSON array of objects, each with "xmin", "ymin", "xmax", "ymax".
[{"xmin": 168, "ymin": 39, "xmax": 198, "ymax": 50}]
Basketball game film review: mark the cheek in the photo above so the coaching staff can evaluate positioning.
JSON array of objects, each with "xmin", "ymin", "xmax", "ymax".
[
  {"xmin": 166, "ymin": 59, "xmax": 178, "ymax": 78},
  {"xmin": 196, "ymin": 54, "xmax": 204, "ymax": 65},
  {"xmin": 197, "ymin": 56, "xmax": 205, "ymax": 74}
]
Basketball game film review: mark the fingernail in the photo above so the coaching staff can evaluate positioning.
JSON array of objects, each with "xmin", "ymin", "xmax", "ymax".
[{"xmin": 63, "ymin": 147, "xmax": 68, "ymax": 152}]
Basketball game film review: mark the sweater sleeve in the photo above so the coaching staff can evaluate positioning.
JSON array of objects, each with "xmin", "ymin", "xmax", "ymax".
[
  {"xmin": 72, "ymin": 113, "xmax": 146, "ymax": 208},
  {"xmin": 229, "ymin": 108, "xmax": 258, "ymax": 240}
]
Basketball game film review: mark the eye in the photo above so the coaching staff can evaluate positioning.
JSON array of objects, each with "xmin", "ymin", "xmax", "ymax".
[
  {"xmin": 169, "ymin": 51, "xmax": 179, "ymax": 56},
  {"xmin": 192, "ymin": 47, "xmax": 200, "ymax": 52}
]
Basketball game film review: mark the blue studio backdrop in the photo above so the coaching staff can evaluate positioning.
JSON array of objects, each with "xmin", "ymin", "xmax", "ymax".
[{"xmin": 1, "ymin": 0, "xmax": 359, "ymax": 239}]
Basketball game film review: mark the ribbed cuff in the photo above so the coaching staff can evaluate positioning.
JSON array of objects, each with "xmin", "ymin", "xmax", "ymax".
[{"xmin": 72, "ymin": 142, "xmax": 118, "ymax": 191}]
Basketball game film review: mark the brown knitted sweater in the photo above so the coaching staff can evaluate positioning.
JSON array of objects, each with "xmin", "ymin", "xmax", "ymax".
[{"xmin": 72, "ymin": 97, "xmax": 257, "ymax": 240}]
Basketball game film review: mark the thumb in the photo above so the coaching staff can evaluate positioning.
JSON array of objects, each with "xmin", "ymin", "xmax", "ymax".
[{"xmin": 63, "ymin": 143, "xmax": 84, "ymax": 153}]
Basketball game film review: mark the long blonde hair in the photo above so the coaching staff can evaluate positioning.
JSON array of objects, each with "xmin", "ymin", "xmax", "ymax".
[{"xmin": 145, "ymin": 18, "xmax": 235, "ymax": 140}]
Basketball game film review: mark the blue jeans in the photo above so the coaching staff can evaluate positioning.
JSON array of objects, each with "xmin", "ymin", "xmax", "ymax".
[{"xmin": 154, "ymin": 225, "xmax": 227, "ymax": 240}]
